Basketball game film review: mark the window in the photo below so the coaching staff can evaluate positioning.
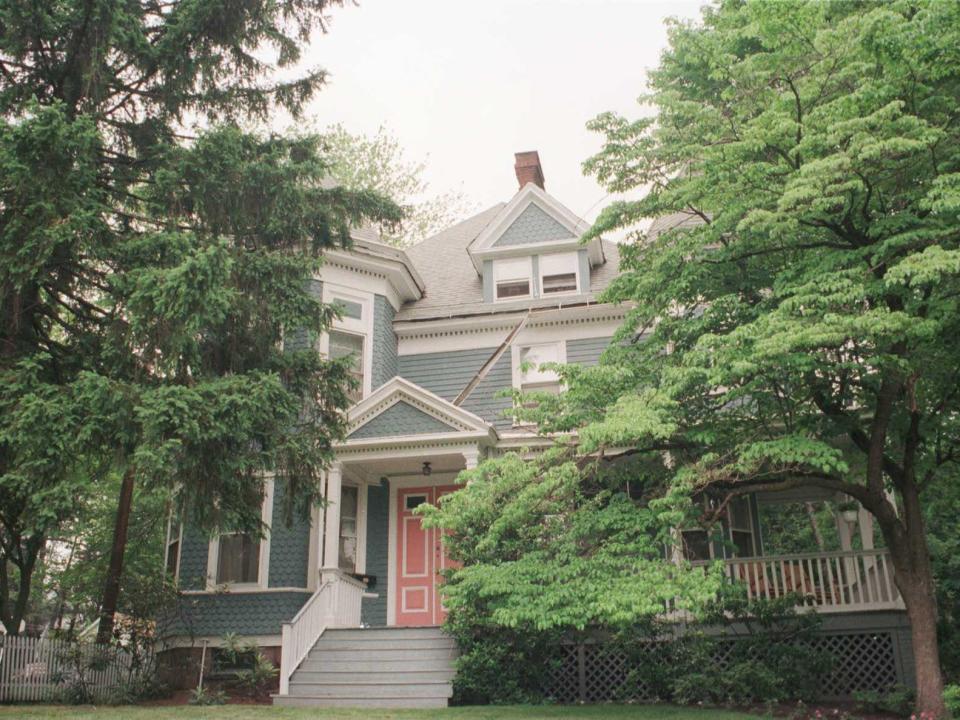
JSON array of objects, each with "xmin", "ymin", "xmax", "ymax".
[
  {"xmin": 517, "ymin": 343, "xmax": 562, "ymax": 395},
  {"xmin": 339, "ymin": 485, "xmax": 359, "ymax": 572},
  {"xmin": 494, "ymin": 257, "xmax": 532, "ymax": 300},
  {"xmin": 165, "ymin": 532, "xmax": 180, "ymax": 580},
  {"xmin": 681, "ymin": 530, "xmax": 712, "ymax": 562},
  {"xmin": 728, "ymin": 496, "xmax": 756, "ymax": 557},
  {"xmin": 329, "ymin": 330, "xmax": 364, "ymax": 402},
  {"xmin": 216, "ymin": 533, "xmax": 261, "ymax": 585},
  {"xmin": 332, "ymin": 297, "xmax": 363, "ymax": 321},
  {"xmin": 539, "ymin": 252, "xmax": 579, "ymax": 295}
]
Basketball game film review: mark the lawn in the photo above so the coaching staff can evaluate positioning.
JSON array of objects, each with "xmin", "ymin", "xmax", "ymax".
[{"xmin": 0, "ymin": 704, "xmax": 758, "ymax": 720}]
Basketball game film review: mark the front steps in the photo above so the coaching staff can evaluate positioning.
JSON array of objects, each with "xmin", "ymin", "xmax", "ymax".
[{"xmin": 273, "ymin": 626, "xmax": 457, "ymax": 709}]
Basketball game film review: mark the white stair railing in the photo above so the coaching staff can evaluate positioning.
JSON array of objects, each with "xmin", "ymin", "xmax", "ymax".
[{"xmin": 278, "ymin": 570, "xmax": 367, "ymax": 695}]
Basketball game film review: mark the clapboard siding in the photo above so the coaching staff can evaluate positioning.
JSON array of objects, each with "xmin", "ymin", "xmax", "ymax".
[
  {"xmin": 361, "ymin": 484, "xmax": 389, "ymax": 627},
  {"xmin": 566, "ymin": 336, "xmax": 610, "ymax": 367},
  {"xmin": 398, "ymin": 348, "xmax": 494, "ymax": 401}
]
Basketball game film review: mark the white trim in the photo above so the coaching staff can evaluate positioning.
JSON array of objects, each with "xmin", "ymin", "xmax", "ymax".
[
  {"xmin": 320, "ymin": 282, "xmax": 374, "ymax": 400},
  {"xmin": 322, "ymin": 239, "xmax": 423, "ymax": 307},
  {"xmin": 165, "ymin": 513, "xmax": 183, "ymax": 585},
  {"xmin": 180, "ymin": 586, "xmax": 310, "ymax": 596},
  {"xmin": 538, "ymin": 250, "xmax": 581, "ymax": 297},
  {"xmin": 163, "ymin": 634, "xmax": 283, "ymax": 649},
  {"xmin": 395, "ymin": 304, "xmax": 628, "ymax": 355},
  {"xmin": 511, "ymin": 340, "xmax": 567, "ymax": 389},
  {"xmin": 467, "ymin": 184, "xmax": 599, "ymax": 272},
  {"xmin": 205, "ymin": 477, "xmax": 275, "ymax": 592}
]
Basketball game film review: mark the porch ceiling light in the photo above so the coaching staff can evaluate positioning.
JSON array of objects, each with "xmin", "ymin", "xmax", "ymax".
[{"xmin": 422, "ymin": 461, "xmax": 432, "ymax": 476}]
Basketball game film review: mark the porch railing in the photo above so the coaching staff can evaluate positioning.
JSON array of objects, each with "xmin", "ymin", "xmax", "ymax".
[
  {"xmin": 278, "ymin": 570, "xmax": 366, "ymax": 695},
  {"xmin": 721, "ymin": 549, "xmax": 902, "ymax": 612}
]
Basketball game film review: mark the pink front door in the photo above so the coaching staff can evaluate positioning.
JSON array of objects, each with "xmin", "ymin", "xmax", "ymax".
[{"xmin": 396, "ymin": 485, "xmax": 459, "ymax": 626}]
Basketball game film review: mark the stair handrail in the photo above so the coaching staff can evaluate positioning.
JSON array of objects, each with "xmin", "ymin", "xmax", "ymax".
[
  {"xmin": 279, "ymin": 580, "xmax": 332, "ymax": 696},
  {"xmin": 278, "ymin": 570, "xmax": 369, "ymax": 696}
]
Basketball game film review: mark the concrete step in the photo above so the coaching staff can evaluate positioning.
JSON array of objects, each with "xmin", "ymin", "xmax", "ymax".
[
  {"xmin": 274, "ymin": 695, "xmax": 449, "ymax": 709},
  {"xmin": 299, "ymin": 657, "xmax": 456, "ymax": 674},
  {"xmin": 288, "ymin": 681, "xmax": 452, "ymax": 699},
  {"xmin": 292, "ymin": 670, "xmax": 456, "ymax": 684},
  {"xmin": 314, "ymin": 637, "xmax": 456, "ymax": 651},
  {"xmin": 306, "ymin": 647, "xmax": 458, "ymax": 662},
  {"xmin": 324, "ymin": 627, "xmax": 449, "ymax": 640}
]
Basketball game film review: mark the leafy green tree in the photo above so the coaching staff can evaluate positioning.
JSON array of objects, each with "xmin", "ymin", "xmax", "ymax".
[
  {"xmin": 0, "ymin": 0, "xmax": 400, "ymax": 642},
  {"xmin": 321, "ymin": 124, "xmax": 475, "ymax": 246},
  {"xmin": 576, "ymin": 1, "xmax": 960, "ymax": 715}
]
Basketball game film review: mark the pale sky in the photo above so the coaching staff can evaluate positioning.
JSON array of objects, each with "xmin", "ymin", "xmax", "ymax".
[{"xmin": 283, "ymin": 0, "xmax": 704, "ymax": 225}]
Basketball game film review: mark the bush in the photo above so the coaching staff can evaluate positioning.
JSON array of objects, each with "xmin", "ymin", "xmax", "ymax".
[
  {"xmin": 188, "ymin": 686, "xmax": 227, "ymax": 705},
  {"xmin": 853, "ymin": 684, "xmax": 915, "ymax": 717},
  {"xmin": 944, "ymin": 684, "xmax": 960, "ymax": 718}
]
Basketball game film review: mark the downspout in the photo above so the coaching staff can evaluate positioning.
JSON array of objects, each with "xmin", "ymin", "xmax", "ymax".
[{"xmin": 453, "ymin": 310, "xmax": 531, "ymax": 407}]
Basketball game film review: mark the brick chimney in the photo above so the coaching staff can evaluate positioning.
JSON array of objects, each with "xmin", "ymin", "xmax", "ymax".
[{"xmin": 514, "ymin": 151, "xmax": 545, "ymax": 190}]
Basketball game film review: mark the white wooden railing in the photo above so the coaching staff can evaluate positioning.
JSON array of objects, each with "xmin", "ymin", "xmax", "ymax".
[
  {"xmin": 278, "ymin": 570, "xmax": 366, "ymax": 696},
  {"xmin": 721, "ymin": 549, "xmax": 903, "ymax": 612}
]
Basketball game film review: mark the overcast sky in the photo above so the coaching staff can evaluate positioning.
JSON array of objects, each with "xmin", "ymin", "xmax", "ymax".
[{"xmin": 283, "ymin": 0, "xmax": 704, "ymax": 224}]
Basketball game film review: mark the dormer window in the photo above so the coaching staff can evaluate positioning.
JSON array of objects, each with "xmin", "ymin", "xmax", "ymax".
[
  {"xmin": 539, "ymin": 252, "xmax": 579, "ymax": 295},
  {"xmin": 494, "ymin": 257, "xmax": 532, "ymax": 301}
]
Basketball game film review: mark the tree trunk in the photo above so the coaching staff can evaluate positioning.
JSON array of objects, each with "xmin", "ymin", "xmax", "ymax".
[
  {"xmin": 96, "ymin": 466, "xmax": 135, "ymax": 645},
  {"xmin": 805, "ymin": 502, "xmax": 825, "ymax": 550},
  {"xmin": 881, "ymin": 497, "xmax": 947, "ymax": 718}
]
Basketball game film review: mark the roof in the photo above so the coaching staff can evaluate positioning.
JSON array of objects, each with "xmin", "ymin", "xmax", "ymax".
[
  {"xmin": 646, "ymin": 210, "xmax": 707, "ymax": 240},
  {"xmin": 396, "ymin": 205, "xmax": 622, "ymax": 322}
]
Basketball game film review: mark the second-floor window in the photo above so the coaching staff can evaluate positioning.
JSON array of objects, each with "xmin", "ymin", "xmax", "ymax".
[
  {"xmin": 539, "ymin": 252, "xmax": 579, "ymax": 295},
  {"xmin": 329, "ymin": 330, "xmax": 364, "ymax": 403},
  {"xmin": 494, "ymin": 257, "xmax": 532, "ymax": 300}
]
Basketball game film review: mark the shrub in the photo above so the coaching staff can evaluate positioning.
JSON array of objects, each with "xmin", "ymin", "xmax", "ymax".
[
  {"xmin": 188, "ymin": 686, "xmax": 227, "ymax": 705},
  {"xmin": 853, "ymin": 684, "xmax": 915, "ymax": 717},
  {"xmin": 944, "ymin": 684, "xmax": 960, "ymax": 718}
]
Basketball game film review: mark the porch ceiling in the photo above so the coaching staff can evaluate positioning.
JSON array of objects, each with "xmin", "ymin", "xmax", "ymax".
[{"xmin": 344, "ymin": 452, "xmax": 468, "ymax": 478}]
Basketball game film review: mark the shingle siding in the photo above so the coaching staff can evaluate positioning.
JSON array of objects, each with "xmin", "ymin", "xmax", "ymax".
[
  {"xmin": 166, "ymin": 591, "xmax": 311, "ymax": 638},
  {"xmin": 493, "ymin": 203, "xmax": 574, "ymax": 247},
  {"xmin": 348, "ymin": 401, "xmax": 458, "ymax": 440},
  {"xmin": 283, "ymin": 279, "xmax": 322, "ymax": 353},
  {"xmin": 371, "ymin": 295, "xmax": 397, "ymax": 390},
  {"xmin": 361, "ymin": 484, "xmax": 389, "ymax": 627},
  {"xmin": 267, "ymin": 479, "xmax": 311, "ymax": 589},
  {"xmin": 566, "ymin": 336, "xmax": 610, "ymax": 367},
  {"xmin": 178, "ymin": 525, "xmax": 209, "ymax": 592}
]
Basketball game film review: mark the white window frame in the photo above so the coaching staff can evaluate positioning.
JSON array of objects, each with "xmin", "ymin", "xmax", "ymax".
[
  {"xmin": 493, "ymin": 257, "xmax": 533, "ymax": 302},
  {"xmin": 336, "ymin": 480, "xmax": 368, "ymax": 575},
  {"xmin": 206, "ymin": 477, "xmax": 274, "ymax": 591},
  {"xmin": 511, "ymin": 341, "xmax": 566, "ymax": 425},
  {"xmin": 538, "ymin": 251, "xmax": 580, "ymax": 297},
  {"xmin": 164, "ymin": 515, "xmax": 183, "ymax": 584},
  {"xmin": 320, "ymin": 284, "xmax": 374, "ymax": 400}
]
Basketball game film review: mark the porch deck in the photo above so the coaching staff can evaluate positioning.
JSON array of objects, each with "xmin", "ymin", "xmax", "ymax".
[{"xmin": 688, "ymin": 548, "xmax": 904, "ymax": 614}]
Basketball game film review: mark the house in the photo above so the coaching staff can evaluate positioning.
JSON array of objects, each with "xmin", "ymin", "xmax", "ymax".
[{"xmin": 163, "ymin": 152, "xmax": 914, "ymax": 708}]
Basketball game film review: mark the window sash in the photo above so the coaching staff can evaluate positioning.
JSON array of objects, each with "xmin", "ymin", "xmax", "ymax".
[
  {"xmin": 216, "ymin": 533, "xmax": 261, "ymax": 585},
  {"xmin": 339, "ymin": 486, "xmax": 359, "ymax": 572},
  {"xmin": 542, "ymin": 272, "xmax": 577, "ymax": 294},
  {"xmin": 329, "ymin": 330, "xmax": 364, "ymax": 401},
  {"xmin": 496, "ymin": 279, "xmax": 531, "ymax": 299}
]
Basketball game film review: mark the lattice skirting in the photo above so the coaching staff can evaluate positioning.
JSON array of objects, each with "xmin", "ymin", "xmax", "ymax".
[{"xmin": 541, "ymin": 629, "xmax": 910, "ymax": 703}]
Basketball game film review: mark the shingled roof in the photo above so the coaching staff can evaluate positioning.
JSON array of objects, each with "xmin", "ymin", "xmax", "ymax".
[{"xmin": 396, "ymin": 204, "xmax": 621, "ymax": 322}]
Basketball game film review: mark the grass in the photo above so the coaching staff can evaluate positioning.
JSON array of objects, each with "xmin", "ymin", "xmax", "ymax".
[{"xmin": 0, "ymin": 704, "xmax": 758, "ymax": 720}]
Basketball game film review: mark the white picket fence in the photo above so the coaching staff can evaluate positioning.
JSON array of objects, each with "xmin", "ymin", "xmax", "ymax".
[{"xmin": 0, "ymin": 635, "xmax": 136, "ymax": 702}]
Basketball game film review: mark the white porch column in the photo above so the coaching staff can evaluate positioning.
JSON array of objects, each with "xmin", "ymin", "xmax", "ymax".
[
  {"xmin": 462, "ymin": 448, "xmax": 481, "ymax": 470},
  {"xmin": 322, "ymin": 462, "xmax": 343, "ymax": 579}
]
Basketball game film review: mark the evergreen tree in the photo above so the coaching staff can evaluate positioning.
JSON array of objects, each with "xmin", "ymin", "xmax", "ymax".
[{"xmin": 0, "ymin": 1, "xmax": 400, "ymax": 641}]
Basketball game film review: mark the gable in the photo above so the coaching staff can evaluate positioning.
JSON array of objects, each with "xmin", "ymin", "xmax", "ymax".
[
  {"xmin": 348, "ymin": 400, "xmax": 460, "ymax": 440},
  {"xmin": 492, "ymin": 203, "xmax": 575, "ymax": 247}
]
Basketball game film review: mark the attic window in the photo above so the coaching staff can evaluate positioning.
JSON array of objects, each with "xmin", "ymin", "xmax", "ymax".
[
  {"xmin": 539, "ymin": 252, "xmax": 579, "ymax": 295},
  {"xmin": 494, "ymin": 257, "xmax": 532, "ymax": 301}
]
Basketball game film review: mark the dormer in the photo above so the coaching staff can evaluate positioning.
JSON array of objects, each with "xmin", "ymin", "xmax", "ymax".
[{"xmin": 469, "ymin": 152, "xmax": 605, "ymax": 303}]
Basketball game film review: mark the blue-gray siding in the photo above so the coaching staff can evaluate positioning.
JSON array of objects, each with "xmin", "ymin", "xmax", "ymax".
[
  {"xmin": 371, "ymin": 295, "xmax": 397, "ymax": 390},
  {"xmin": 398, "ymin": 347, "xmax": 513, "ymax": 430},
  {"xmin": 165, "ymin": 591, "xmax": 311, "ymax": 638},
  {"xmin": 267, "ymin": 480, "xmax": 311, "ymax": 588},
  {"xmin": 348, "ymin": 401, "xmax": 458, "ymax": 440},
  {"xmin": 361, "ymin": 484, "xmax": 389, "ymax": 626},
  {"xmin": 566, "ymin": 336, "xmax": 610, "ymax": 367},
  {"xmin": 493, "ymin": 203, "xmax": 574, "ymax": 247}
]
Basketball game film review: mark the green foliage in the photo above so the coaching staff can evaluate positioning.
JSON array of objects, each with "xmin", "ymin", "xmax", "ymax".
[
  {"xmin": 217, "ymin": 634, "xmax": 278, "ymax": 698},
  {"xmin": 188, "ymin": 686, "xmax": 228, "ymax": 706},
  {"xmin": 853, "ymin": 684, "xmax": 916, "ymax": 718},
  {"xmin": 944, "ymin": 684, "xmax": 960, "ymax": 718},
  {"xmin": 321, "ymin": 124, "xmax": 476, "ymax": 246},
  {"xmin": 0, "ymin": 1, "xmax": 401, "ymax": 634}
]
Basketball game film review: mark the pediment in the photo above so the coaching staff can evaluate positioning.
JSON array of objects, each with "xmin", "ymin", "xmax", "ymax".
[{"xmin": 345, "ymin": 377, "xmax": 494, "ymax": 441}]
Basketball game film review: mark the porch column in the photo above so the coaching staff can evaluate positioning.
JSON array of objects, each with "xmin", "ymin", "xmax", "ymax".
[{"xmin": 322, "ymin": 462, "xmax": 343, "ymax": 579}]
